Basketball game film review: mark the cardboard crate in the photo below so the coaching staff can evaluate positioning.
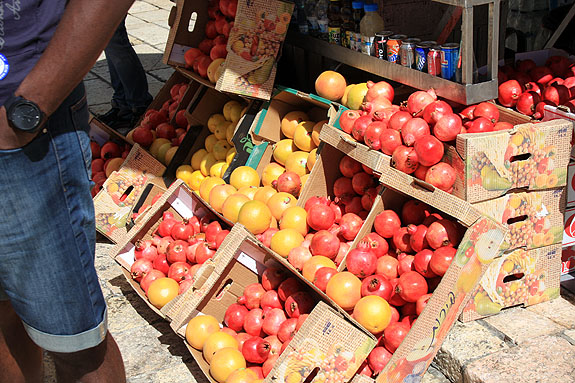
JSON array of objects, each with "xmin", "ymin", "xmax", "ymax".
[
  {"xmin": 461, "ymin": 244, "xmax": 562, "ymax": 321},
  {"xmin": 93, "ymin": 144, "xmax": 166, "ymax": 243},
  {"xmin": 126, "ymin": 181, "xmax": 168, "ymax": 230},
  {"xmin": 542, "ymin": 105, "xmax": 575, "ymax": 160},
  {"xmin": 89, "ymin": 115, "xmax": 130, "ymax": 144},
  {"xmin": 108, "ymin": 180, "xmax": 234, "ymax": 318},
  {"xmin": 166, "ymin": 225, "xmax": 376, "ymax": 383}
]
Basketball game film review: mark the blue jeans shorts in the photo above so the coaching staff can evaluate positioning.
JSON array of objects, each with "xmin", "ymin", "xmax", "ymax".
[{"xmin": 0, "ymin": 83, "xmax": 108, "ymax": 353}]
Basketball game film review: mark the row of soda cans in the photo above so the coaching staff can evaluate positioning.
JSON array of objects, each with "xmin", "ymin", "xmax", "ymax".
[{"xmin": 372, "ymin": 32, "xmax": 460, "ymax": 81}]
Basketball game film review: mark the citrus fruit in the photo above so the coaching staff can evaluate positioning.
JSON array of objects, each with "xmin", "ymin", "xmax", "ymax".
[
  {"xmin": 253, "ymin": 186, "xmax": 278, "ymax": 204},
  {"xmin": 230, "ymin": 166, "xmax": 260, "ymax": 189},
  {"xmin": 147, "ymin": 278, "xmax": 179, "ymax": 308},
  {"xmin": 273, "ymin": 139, "xmax": 298, "ymax": 165},
  {"xmin": 261, "ymin": 163, "xmax": 285, "ymax": 187},
  {"xmin": 203, "ymin": 332, "xmax": 239, "ymax": 363},
  {"xmin": 267, "ymin": 192, "xmax": 297, "ymax": 221},
  {"xmin": 223, "ymin": 100, "xmax": 242, "ymax": 121},
  {"xmin": 302, "ymin": 256, "xmax": 336, "ymax": 282},
  {"xmin": 210, "ymin": 348, "xmax": 246, "ymax": 382},
  {"xmin": 311, "ymin": 120, "xmax": 327, "ymax": 146},
  {"xmin": 175, "ymin": 165, "xmax": 194, "ymax": 185},
  {"xmin": 353, "ymin": 295, "xmax": 392, "ymax": 334},
  {"xmin": 185, "ymin": 314, "xmax": 220, "ymax": 350},
  {"xmin": 214, "ymin": 121, "xmax": 229, "ymax": 141},
  {"xmin": 315, "ymin": 71, "xmax": 347, "ymax": 101},
  {"xmin": 213, "ymin": 140, "xmax": 231, "ymax": 160},
  {"xmin": 307, "ymin": 149, "xmax": 317, "ymax": 171},
  {"xmin": 149, "ymin": 138, "xmax": 171, "ymax": 158},
  {"xmin": 222, "ymin": 193, "xmax": 251, "ymax": 222},
  {"xmin": 300, "ymin": 174, "xmax": 309, "ymax": 189},
  {"xmin": 238, "ymin": 200, "xmax": 273, "ymax": 235},
  {"xmin": 226, "ymin": 122, "xmax": 236, "ymax": 145},
  {"xmin": 209, "ymin": 161, "xmax": 227, "ymax": 178},
  {"xmin": 164, "ymin": 146, "xmax": 179, "ymax": 165},
  {"xmin": 188, "ymin": 170, "xmax": 206, "ymax": 191},
  {"xmin": 191, "ymin": 149, "xmax": 208, "ymax": 170},
  {"xmin": 237, "ymin": 186, "xmax": 258, "ymax": 200},
  {"xmin": 208, "ymin": 113, "xmax": 226, "ymax": 133},
  {"xmin": 199, "ymin": 176, "xmax": 225, "ymax": 201},
  {"xmin": 285, "ymin": 151, "xmax": 309, "ymax": 176},
  {"xmin": 279, "ymin": 206, "xmax": 308, "ymax": 236},
  {"xmin": 209, "ymin": 184, "xmax": 237, "ymax": 213},
  {"xmin": 293, "ymin": 121, "xmax": 317, "ymax": 152},
  {"xmin": 200, "ymin": 152, "xmax": 218, "ymax": 177},
  {"xmin": 281, "ymin": 111, "xmax": 309, "ymax": 138},
  {"xmin": 226, "ymin": 147, "xmax": 236, "ymax": 164},
  {"xmin": 205, "ymin": 134, "xmax": 218, "ymax": 152},
  {"xmin": 270, "ymin": 229, "xmax": 305, "ymax": 258}
]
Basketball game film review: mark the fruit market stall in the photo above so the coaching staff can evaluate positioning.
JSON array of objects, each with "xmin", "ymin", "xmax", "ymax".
[{"xmin": 87, "ymin": 0, "xmax": 575, "ymax": 381}]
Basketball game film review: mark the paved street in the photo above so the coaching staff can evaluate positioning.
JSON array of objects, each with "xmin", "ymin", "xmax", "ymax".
[{"xmin": 42, "ymin": 0, "xmax": 575, "ymax": 382}]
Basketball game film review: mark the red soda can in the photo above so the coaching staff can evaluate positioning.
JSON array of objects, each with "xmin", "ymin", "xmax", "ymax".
[{"xmin": 427, "ymin": 45, "xmax": 441, "ymax": 76}]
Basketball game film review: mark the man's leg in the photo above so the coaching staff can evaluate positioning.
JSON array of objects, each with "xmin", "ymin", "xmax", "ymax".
[
  {"xmin": 0, "ymin": 301, "xmax": 43, "ymax": 383},
  {"xmin": 50, "ymin": 332, "xmax": 125, "ymax": 383}
]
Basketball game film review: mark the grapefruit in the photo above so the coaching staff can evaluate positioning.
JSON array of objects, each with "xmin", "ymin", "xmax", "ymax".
[
  {"xmin": 267, "ymin": 192, "xmax": 297, "ymax": 221},
  {"xmin": 307, "ymin": 149, "xmax": 317, "ymax": 171},
  {"xmin": 311, "ymin": 120, "xmax": 326, "ymax": 146},
  {"xmin": 237, "ymin": 186, "xmax": 259, "ymax": 200},
  {"xmin": 222, "ymin": 193, "xmax": 251, "ymax": 222},
  {"xmin": 254, "ymin": 186, "xmax": 278, "ymax": 204},
  {"xmin": 293, "ymin": 121, "xmax": 317, "ymax": 152},
  {"xmin": 262, "ymin": 163, "xmax": 285, "ymax": 187},
  {"xmin": 279, "ymin": 206, "xmax": 308, "ymax": 236},
  {"xmin": 270, "ymin": 229, "xmax": 305, "ymax": 258},
  {"xmin": 147, "ymin": 278, "xmax": 179, "ymax": 308},
  {"xmin": 281, "ymin": 111, "xmax": 309, "ymax": 138},
  {"xmin": 302, "ymin": 256, "xmax": 337, "ymax": 282},
  {"xmin": 185, "ymin": 314, "xmax": 220, "ymax": 350},
  {"xmin": 210, "ymin": 348, "xmax": 246, "ymax": 382},
  {"xmin": 315, "ymin": 71, "xmax": 347, "ymax": 101},
  {"xmin": 285, "ymin": 151, "xmax": 309, "ymax": 176},
  {"xmin": 230, "ymin": 166, "xmax": 260, "ymax": 189},
  {"xmin": 209, "ymin": 184, "xmax": 237, "ymax": 213},
  {"xmin": 175, "ymin": 165, "xmax": 194, "ymax": 186},
  {"xmin": 238, "ymin": 200, "xmax": 273, "ymax": 234},
  {"xmin": 273, "ymin": 139, "xmax": 298, "ymax": 165},
  {"xmin": 199, "ymin": 176, "xmax": 225, "ymax": 201},
  {"xmin": 200, "ymin": 152, "xmax": 217, "ymax": 177},
  {"xmin": 191, "ymin": 149, "xmax": 208, "ymax": 170}
]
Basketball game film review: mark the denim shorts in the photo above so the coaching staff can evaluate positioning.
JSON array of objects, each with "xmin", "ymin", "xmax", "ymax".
[{"xmin": 0, "ymin": 83, "xmax": 108, "ymax": 353}]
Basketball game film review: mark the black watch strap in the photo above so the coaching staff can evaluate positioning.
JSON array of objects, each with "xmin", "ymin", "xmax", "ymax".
[{"xmin": 5, "ymin": 95, "xmax": 46, "ymax": 133}]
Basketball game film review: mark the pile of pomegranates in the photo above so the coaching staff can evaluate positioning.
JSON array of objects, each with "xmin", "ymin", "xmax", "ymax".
[
  {"xmin": 185, "ymin": 266, "xmax": 313, "ymax": 381},
  {"xmin": 311, "ymin": 199, "xmax": 462, "ymax": 378},
  {"xmin": 498, "ymin": 55, "xmax": 575, "ymax": 118},
  {"xmin": 90, "ymin": 140, "xmax": 130, "ymax": 197},
  {"xmin": 129, "ymin": 82, "xmax": 190, "ymax": 162},
  {"xmin": 130, "ymin": 211, "xmax": 230, "ymax": 301}
]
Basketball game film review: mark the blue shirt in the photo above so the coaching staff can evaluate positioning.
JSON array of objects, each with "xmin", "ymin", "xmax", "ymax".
[{"xmin": 0, "ymin": 0, "xmax": 67, "ymax": 105}]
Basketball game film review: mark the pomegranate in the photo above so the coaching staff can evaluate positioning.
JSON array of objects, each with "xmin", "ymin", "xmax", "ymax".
[
  {"xmin": 346, "ymin": 248, "xmax": 377, "ymax": 278},
  {"xmin": 238, "ymin": 283, "xmax": 266, "ymax": 309},
  {"xmin": 358, "ymin": 233, "xmax": 389, "ymax": 258},
  {"xmin": 374, "ymin": 210, "xmax": 401, "ymax": 238},
  {"xmin": 383, "ymin": 322, "xmax": 411, "ymax": 353},
  {"xmin": 166, "ymin": 240, "xmax": 188, "ymax": 263},
  {"xmin": 242, "ymin": 336, "xmax": 270, "ymax": 364},
  {"xmin": 422, "ymin": 100, "xmax": 453, "ymax": 125},
  {"xmin": 467, "ymin": 117, "xmax": 494, "ymax": 133},
  {"xmin": 391, "ymin": 145, "xmax": 419, "ymax": 174},
  {"xmin": 397, "ymin": 255, "xmax": 415, "ymax": 276},
  {"xmin": 313, "ymin": 267, "xmax": 338, "ymax": 292},
  {"xmin": 373, "ymin": 106, "xmax": 400, "ymax": 122},
  {"xmin": 401, "ymin": 200, "xmax": 429, "ymax": 225},
  {"xmin": 473, "ymin": 102, "xmax": 500, "ymax": 123},
  {"xmin": 493, "ymin": 121, "xmax": 514, "ymax": 131},
  {"xmin": 277, "ymin": 318, "xmax": 298, "ymax": 343},
  {"xmin": 134, "ymin": 240, "xmax": 158, "ymax": 261},
  {"xmin": 213, "ymin": 230, "xmax": 229, "ymax": 249},
  {"xmin": 524, "ymin": 81, "xmax": 541, "ymax": 95},
  {"xmin": 243, "ymin": 308, "xmax": 264, "ymax": 336},
  {"xmin": 339, "ymin": 156, "xmax": 362, "ymax": 177},
  {"xmin": 459, "ymin": 105, "xmax": 476, "ymax": 120},
  {"xmin": 529, "ymin": 66, "xmax": 554, "ymax": 86},
  {"xmin": 277, "ymin": 278, "xmax": 302, "ymax": 301},
  {"xmin": 358, "ymin": 362, "xmax": 373, "ymax": 377},
  {"xmin": 368, "ymin": 347, "xmax": 393, "ymax": 374},
  {"xmin": 171, "ymin": 221, "xmax": 194, "ymax": 241},
  {"xmin": 330, "ymin": 201, "xmax": 344, "ymax": 224},
  {"xmin": 333, "ymin": 176, "xmax": 355, "ymax": 204},
  {"xmin": 338, "ymin": 213, "xmax": 363, "ymax": 241},
  {"xmin": 262, "ymin": 308, "xmax": 287, "ymax": 336},
  {"xmin": 413, "ymin": 249, "xmax": 437, "ymax": 278},
  {"xmin": 140, "ymin": 269, "xmax": 165, "ymax": 293},
  {"xmin": 425, "ymin": 162, "xmax": 456, "ymax": 193},
  {"xmin": 258, "ymin": 228, "xmax": 278, "ymax": 248},
  {"xmin": 132, "ymin": 126, "xmax": 154, "ymax": 147},
  {"xmin": 388, "ymin": 278, "xmax": 407, "ymax": 306},
  {"xmin": 152, "ymin": 253, "xmax": 170, "ymax": 275},
  {"xmin": 306, "ymin": 203, "xmax": 336, "ymax": 231},
  {"xmin": 275, "ymin": 172, "xmax": 302, "ymax": 197},
  {"xmin": 401, "ymin": 118, "xmax": 430, "ymax": 146},
  {"xmin": 409, "ymin": 224, "xmax": 429, "ymax": 252},
  {"xmin": 396, "ymin": 271, "xmax": 428, "ymax": 302},
  {"xmin": 364, "ymin": 121, "xmax": 387, "ymax": 150},
  {"xmin": 352, "ymin": 115, "xmax": 373, "ymax": 142},
  {"xmin": 131, "ymin": 259, "xmax": 154, "ymax": 283},
  {"xmin": 204, "ymin": 221, "xmax": 222, "ymax": 243},
  {"xmin": 361, "ymin": 97, "xmax": 392, "ymax": 117},
  {"xmin": 195, "ymin": 242, "xmax": 215, "ymax": 263},
  {"xmin": 157, "ymin": 218, "xmax": 177, "ymax": 238},
  {"xmin": 224, "ymin": 303, "xmax": 249, "ymax": 332},
  {"xmin": 284, "ymin": 291, "xmax": 315, "ymax": 318},
  {"xmin": 365, "ymin": 80, "xmax": 394, "ymax": 103},
  {"xmin": 498, "ymin": 80, "xmax": 522, "ymax": 107},
  {"xmin": 389, "ymin": 111, "xmax": 412, "ymax": 131},
  {"xmin": 361, "ymin": 275, "xmax": 392, "ymax": 300},
  {"xmin": 288, "ymin": 246, "xmax": 313, "ymax": 271},
  {"xmin": 426, "ymin": 219, "xmax": 461, "ymax": 249},
  {"xmin": 339, "ymin": 110, "xmax": 363, "ymax": 134},
  {"xmin": 168, "ymin": 261, "xmax": 191, "ymax": 282},
  {"xmin": 516, "ymin": 91, "xmax": 541, "ymax": 116},
  {"xmin": 262, "ymin": 355, "xmax": 278, "ymax": 377},
  {"xmin": 261, "ymin": 290, "xmax": 282, "ymax": 310},
  {"xmin": 393, "ymin": 226, "xmax": 412, "ymax": 253},
  {"xmin": 542, "ymin": 84, "xmax": 570, "ymax": 105},
  {"xmin": 516, "ymin": 59, "xmax": 536, "ymax": 73},
  {"xmin": 309, "ymin": 230, "xmax": 340, "ymax": 259},
  {"xmin": 406, "ymin": 89, "xmax": 437, "ymax": 117},
  {"xmin": 533, "ymin": 100, "xmax": 557, "ymax": 119},
  {"xmin": 376, "ymin": 256, "xmax": 399, "ymax": 280},
  {"xmin": 236, "ymin": 333, "xmax": 251, "ymax": 351},
  {"xmin": 430, "ymin": 246, "xmax": 456, "ymax": 276},
  {"xmin": 414, "ymin": 135, "xmax": 444, "ymax": 167},
  {"xmin": 351, "ymin": 172, "xmax": 375, "ymax": 195},
  {"xmin": 334, "ymin": 242, "xmax": 350, "ymax": 266},
  {"xmin": 264, "ymin": 335, "xmax": 282, "ymax": 356},
  {"xmin": 416, "ymin": 293, "xmax": 433, "ymax": 315},
  {"xmin": 361, "ymin": 188, "xmax": 378, "ymax": 211},
  {"xmin": 379, "ymin": 128, "xmax": 403, "ymax": 155}
]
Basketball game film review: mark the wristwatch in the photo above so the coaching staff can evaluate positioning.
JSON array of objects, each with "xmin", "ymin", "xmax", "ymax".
[{"xmin": 5, "ymin": 95, "xmax": 46, "ymax": 133}]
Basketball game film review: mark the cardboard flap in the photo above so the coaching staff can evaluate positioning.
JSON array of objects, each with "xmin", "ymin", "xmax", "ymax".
[{"xmin": 163, "ymin": 0, "xmax": 208, "ymax": 66}]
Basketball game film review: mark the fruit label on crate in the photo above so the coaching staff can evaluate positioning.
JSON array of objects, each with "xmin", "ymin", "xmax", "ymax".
[
  {"xmin": 568, "ymin": 162, "xmax": 575, "ymax": 207},
  {"xmin": 215, "ymin": 0, "xmax": 294, "ymax": 100}
]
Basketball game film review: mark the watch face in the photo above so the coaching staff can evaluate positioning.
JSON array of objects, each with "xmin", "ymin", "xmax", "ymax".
[{"xmin": 11, "ymin": 102, "xmax": 41, "ymax": 132}]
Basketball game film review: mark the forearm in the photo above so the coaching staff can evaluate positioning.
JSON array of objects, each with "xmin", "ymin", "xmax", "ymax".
[{"xmin": 16, "ymin": 0, "xmax": 135, "ymax": 116}]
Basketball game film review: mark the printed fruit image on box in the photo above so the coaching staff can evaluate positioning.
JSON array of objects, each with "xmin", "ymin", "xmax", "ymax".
[{"xmin": 461, "ymin": 245, "xmax": 561, "ymax": 321}]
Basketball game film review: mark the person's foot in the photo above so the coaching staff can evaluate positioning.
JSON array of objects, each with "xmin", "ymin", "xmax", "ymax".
[{"xmin": 97, "ymin": 107, "xmax": 121, "ymax": 125}]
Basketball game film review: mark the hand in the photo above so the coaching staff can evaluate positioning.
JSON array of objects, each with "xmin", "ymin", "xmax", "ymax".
[{"xmin": 0, "ymin": 107, "xmax": 41, "ymax": 150}]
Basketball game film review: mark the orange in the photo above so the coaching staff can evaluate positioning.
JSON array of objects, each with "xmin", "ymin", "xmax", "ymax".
[
  {"xmin": 175, "ymin": 165, "xmax": 194, "ymax": 186},
  {"xmin": 254, "ymin": 186, "xmax": 278, "ymax": 204},
  {"xmin": 209, "ymin": 348, "xmax": 246, "ymax": 382},
  {"xmin": 222, "ymin": 193, "xmax": 250, "ymax": 222},
  {"xmin": 191, "ymin": 149, "xmax": 208, "ymax": 170},
  {"xmin": 185, "ymin": 314, "xmax": 220, "ymax": 350},
  {"xmin": 285, "ymin": 151, "xmax": 309, "ymax": 176},
  {"xmin": 279, "ymin": 206, "xmax": 308, "ymax": 236},
  {"xmin": 230, "ymin": 166, "xmax": 260, "ymax": 189},
  {"xmin": 203, "ymin": 332, "xmax": 239, "ymax": 363},
  {"xmin": 199, "ymin": 176, "xmax": 225, "ymax": 201},
  {"xmin": 315, "ymin": 71, "xmax": 347, "ymax": 101},
  {"xmin": 353, "ymin": 296, "xmax": 392, "ymax": 334},
  {"xmin": 188, "ymin": 170, "xmax": 206, "ymax": 191},
  {"xmin": 200, "ymin": 152, "xmax": 218, "ymax": 177},
  {"xmin": 209, "ymin": 184, "xmax": 237, "ymax": 213},
  {"xmin": 261, "ymin": 163, "xmax": 285, "ymax": 187},
  {"xmin": 325, "ymin": 272, "xmax": 362, "ymax": 311},
  {"xmin": 237, "ymin": 186, "xmax": 259, "ymax": 200},
  {"xmin": 270, "ymin": 228, "xmax": 304, "ymax": 258},
  {"xmin": 267, "ymin": 192, "xmax": 297, "ymax": 221},
  {"xmin": 238, "ymin": 200, "xmax": 273, "ymax": 235},
  {"xmin": 293, "ymin": 121, "xmax": 317, "ymax": 152},
  {"xmin": 207, "ymin": 113, "xmax": 226, "ymax": 133},
  {"xmin": 307, "ymin": 149, "xmax": 317, "ymax": 172},
  {"xmin": 273, "ymin": 139, "xmax": 298, "ymax": 165},
  {"xmin": 281, "ymin": 111, "xmax": 309, "ymax": 138},
  {"xmin": 311, "ymin": 120, "xmax": 327, "ymax": 146},
  {"xmin": 302, "ymin": 256, "xmax": 336, "ymax": 282},
  {"xmin": 147, "ymin": 278, "xmax": 179, "ymax": 308}
]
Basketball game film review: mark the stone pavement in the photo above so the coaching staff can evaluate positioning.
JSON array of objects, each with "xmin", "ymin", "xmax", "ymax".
[{"xmin": 43, "ymin": 0, "xmax": 575, "ymax": 381}]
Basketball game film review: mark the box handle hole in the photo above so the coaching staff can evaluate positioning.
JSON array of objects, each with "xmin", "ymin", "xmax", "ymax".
[
  {"xmin": 303, "ymin": 367, "xmax": 320, "ymax": 383},
  {"xmin": 506, "ymin": 215, "xmax": 528, "ymax": 225},
  {"xmin": 509, "ymin": 153, "xmax": 531, "ymax": 162},
  {"xmin": 411, "ymin": 178, "xmax": 435, "ymax": 193},
  {"xmin": 503, "ymin": 273, "xmax": 524, "ymax": 283},
  {"xmin": 120, "ymin": 185, "xmax": 134, "ymax": 202},
  {"xmin": 214, "ymin": 278, "xmax": 233, "ymax": 301}
]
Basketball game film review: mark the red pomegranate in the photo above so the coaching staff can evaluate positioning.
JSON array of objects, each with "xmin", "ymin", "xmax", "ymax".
[
  {"xmin": 391, "ymin": 145, "xmax": 419, "ymax": 174},
  {"xmin": 426, "ymin": 219, "xmax": 461, "ymax": 249},
  {"xmin": 309, "ymin": 230, "xmax": 340, "ymax": 259},
  {"xmin": 400, "ymin": 118, "xmax": 430, "ymax": 146},
  {"xmin": 413, "ymin": 135, "xmax": 444, "ymax": 167},
  {"xmin": 361, "ymin": 275, "xmax": 393, "ymax": 300},
  {"xmin": 374, "ymin": 210, "xmax": 401, "ymax": 238},
  {"xmin": 346, "ymin": 248, "xmax": 377, "ymax": 278},
  {"xmin": 379, "ymin": 128, "xmax": 403, "ymax": 155},
  {"xmin": 425, "ymin": 163, "xmax": 456, "ymax": 193},
  {"xmin": 339, "ymin": 110, "xmax": 363, "ymax": 134},
  {"xmin": 498, "ymin": 80, "xmax": 522, "ymax": 107}
]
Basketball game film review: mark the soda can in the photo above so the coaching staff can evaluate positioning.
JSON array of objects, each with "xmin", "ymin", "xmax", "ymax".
[
  {"xmin": 400, "ymin": 38, "xmax": 420, "ymax": 68},
  {"xmin": 441, "ymin": 43, "xmax": 460, "ymax": 81},
  {"xmin": 375, "ymin": 31, "xmax": 393, "ymax": 60},
  {"xmin": 415, "ymin": 41, "xmax": 435, "ymax": 72},
  {"xmin": 387, "ymin": 34, "xmax": 406, "ymax": 64},
  {"xmin": 427, "ymin": 45, "xmax": 441, "ymax": 76}
]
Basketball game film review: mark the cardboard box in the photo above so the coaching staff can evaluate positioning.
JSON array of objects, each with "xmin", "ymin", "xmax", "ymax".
[
  {"xmin": 89, "ymin": 115, "xmax": 129, "ymax": 144},
  {"xmin": 542, "ymin": 104, "xmax": 575, "ymax": 160},
  {"xmin": 166, "ymin": 225, "xmax": 376, "ymax": 383},
  {"xmin": 93, "ymin": 144, "xmax": 166, "ymax": 242},
  {"xmin": 472, "ymin": 188, "xmax": 566, "ymax": 251},
  {"xmin": 460, "ymin": 244, "xmax": 562, "ymax": 321},
  {"xmin": 108, "ymin": 180, "xmax": 233, "ymax": 318},
  {"xmin": 126, "ymin": 182, "xmax": 168, "ymax": 230}
]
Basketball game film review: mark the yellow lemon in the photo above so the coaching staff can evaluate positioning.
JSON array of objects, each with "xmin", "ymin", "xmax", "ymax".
[
  {"xmin": 223, "ymin": 100, "xmax": 242, "ymax": 121},
  {"xmin": 293, "ymin": 121, "xmax": 317, "ymax": 152},
  {"xmin": 226, "ymin": 147, "xmax": 236, "ymax": 164},
  {"xmin": 205, "ymin": 134, "xmax": 218, "ymax": 152},
  {"xmin": 175, "ymin": 165, "xmax": 194, "ymax": 186},
  {"xmin": 200, "ymin": 152, "xmax": 217, "ymax": 177},
  {"xmin": 207, "ymin": 113, "xmax": 226, "ymax": 133},
  {"xmin": 191, "ymin": 149, "xmax": 208, "ymax": 170},
  {"xmin": 273, "ymin": 139, "xmax": 298, "ymax": 165},
  {"xmin": 209, "ymin": 161, "xmax": 227, "ymax": 177},
  {"xmin": 214, "ymin": 121, "xmax": 229, "ymax": 141},
  {"xmin": 213, "ymin": 140, "xmax": 231, "ymax": 160}
]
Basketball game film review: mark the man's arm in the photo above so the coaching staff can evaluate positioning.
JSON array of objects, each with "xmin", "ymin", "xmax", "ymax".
[{"xmin": 0, "ymin": 0, "xmax": 135, "ymax": 149}]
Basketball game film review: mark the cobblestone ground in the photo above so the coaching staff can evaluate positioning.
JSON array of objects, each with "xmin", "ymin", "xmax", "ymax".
[{"xmin": 42, "ymin": 1, "xmax": 575, "ymax": 382}]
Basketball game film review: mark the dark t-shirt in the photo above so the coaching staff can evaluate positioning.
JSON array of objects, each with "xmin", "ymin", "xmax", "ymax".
[{"xmin": 0, "ymin": 0, "xmax": 67, "ymax": 105}]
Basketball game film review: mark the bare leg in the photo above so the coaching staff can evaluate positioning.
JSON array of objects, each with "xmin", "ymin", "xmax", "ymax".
[
  {"xmin": 0, "ymin": 300, "xmax": 43, "ymax": 383},
  {"xmin": 49, "ymin": 332, "xmax": 125, "ymax": 383}
]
